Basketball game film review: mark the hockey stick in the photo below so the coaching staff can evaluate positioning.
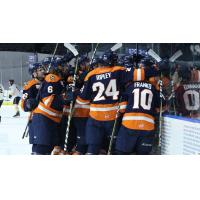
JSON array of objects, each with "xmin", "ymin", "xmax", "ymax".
[
  {"xmin": 147, "ymin": 49, "xmax": 162, "ymax": 62},
  {"xmin": 169, "ymin": 50, "xmax": 183, "ymax": 62},
  {"xmin": 168, "ymin": 50, "xmax": 183, "ymax": 115},
  {"xmin": 158, "ymin": 78, "xmax": 163, "ymax": 148},
  {"xmin": 63, "ymin": 43, "xmax": 79, "ymax": 152},
  {"xmin": 90, "ymin": 43, "xmax": 99, "ymax": 65},
  {"xmin": 22, "ymin": 120, "xmax": 29, "ymax": 139},
  {"xmin": 111, "ymin": 43, "xmax": 122, "ymax": 52},
  {"xmin": 47, "ymin": 43, "xmax": 59, "ymax": 72},
  {"xmin": 107, "ymin": 97, "xmax": 122, "ymax": 155}
]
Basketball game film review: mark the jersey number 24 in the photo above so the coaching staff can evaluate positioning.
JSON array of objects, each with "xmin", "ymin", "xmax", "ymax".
[{"xmin": 92, "ymin": 79, "xmax": 119, "ymax": 101}]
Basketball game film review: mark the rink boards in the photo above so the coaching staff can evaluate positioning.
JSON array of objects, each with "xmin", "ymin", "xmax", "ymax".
[{"xmin": 161, "ymin": 115, "xmax": 200, "ymax": 155}]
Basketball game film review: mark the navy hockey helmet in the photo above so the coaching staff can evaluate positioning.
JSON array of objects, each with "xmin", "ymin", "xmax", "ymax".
[
  {"xmin": 132, "ymin": 49, "xmax": 147, "ymax": 65},
  {"xmin": 29, "ymin": 62, "xmax": 43, "ymax": 75},
  {"xmin": 42, "ymin": 57, "xmax": 52, "ymax": 66},
  {"xmin": 78, "ymin": 55, "xmax": 90, "ymax": 66},
  {"xmin": 101, "ymin": 51, "xmax": 118, "ymax": 66},
  {"xmin": 158, "ymin": 59, "xmax": 170, "ymax": 77},
  {"xmin": 123, "ymin": 55, "xmax": 134, "ymax": 68},
  {"xmin": 51, "ymin": 57, "xmax": 64, "ymax": 68},
  {"xmin": 117, "ymin": 55, "xmax": 125, "ymax": 66},
  {"xmin": 140, "ymin": 55, "xmax": 155, "ymax": 68},
  {"xmin": 63, "ymin": 52, "xmax": 75, "ymax": 63},
  {"xmin": 90, "ymin": 57, "xmax": 100, "ymax": 69},
  {"xmin": 178, "ymin": 65, "xmax": 191, "ymax": 82}
]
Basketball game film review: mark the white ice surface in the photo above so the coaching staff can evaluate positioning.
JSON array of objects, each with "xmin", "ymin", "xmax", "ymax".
[{"xmin": 0, "ymin": 105, "xmax": 32, "ymax": 155}]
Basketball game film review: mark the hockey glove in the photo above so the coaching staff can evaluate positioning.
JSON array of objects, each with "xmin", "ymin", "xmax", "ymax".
[{"xmin": 26, "ymin": 98, "xmax": 38, "ymax": 111}]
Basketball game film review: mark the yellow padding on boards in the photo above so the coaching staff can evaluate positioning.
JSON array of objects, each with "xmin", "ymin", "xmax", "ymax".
[
  {"xmin": 2, "ymin": 101, "xmax": 21, "ymax": 106},
  {"xmin": 2, "ymin": 101, "xmax": 13, "ymax": 105}
]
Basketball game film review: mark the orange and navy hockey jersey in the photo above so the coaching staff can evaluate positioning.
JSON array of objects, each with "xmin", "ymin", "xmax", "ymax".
[
  {"xmin": 76, "ymin": 66, "xmax": 127, "ymax": 121},
  {"xmin": 121, "ymin": 81, "xmax": 161, "ymax": 131},
  {"xmin": 33, "ymin": 74, "xmax": 65, "ymax": 123},
  {"xmin": 21, "ymin": 79, "xmax": 40, "ymax": 112},
  {"xmin": 73, "ymin": 70, "xmax": 90, "ymax": 118}
]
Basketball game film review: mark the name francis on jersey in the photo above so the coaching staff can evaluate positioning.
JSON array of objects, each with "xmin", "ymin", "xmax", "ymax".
[{"xmin": 121, "ymin": 81, "xmax": 161, "ymax": 131}]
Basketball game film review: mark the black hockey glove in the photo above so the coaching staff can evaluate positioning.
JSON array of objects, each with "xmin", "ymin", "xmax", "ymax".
[{"xmin": 26, "ymin": 98, "xmax": 38, "ymax": 111}]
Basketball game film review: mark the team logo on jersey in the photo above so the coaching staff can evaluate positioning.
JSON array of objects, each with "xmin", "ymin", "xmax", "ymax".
[
  {"xmin": 50, "ymin": 75, "xmax": 55, "ymax": 81},
  {"xmin": 36, "ymin": 84, "xmax": 40, "ymax": 89}
]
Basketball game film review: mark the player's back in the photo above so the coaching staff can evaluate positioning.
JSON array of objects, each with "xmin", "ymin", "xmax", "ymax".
[
  {"xmin": 33, "ymin": 73, "xmax": 65, "ymax": 123},
  {"xmin": 122, "ymin": 81, "xmax": 160, "ymax": 131},
  {"xmin": 77, "ymin": 66, "xmax": 125, "ymax": 121},
  {"xmin": 175, "ymin": 82, "xmax": 200, "ymax": 117}
]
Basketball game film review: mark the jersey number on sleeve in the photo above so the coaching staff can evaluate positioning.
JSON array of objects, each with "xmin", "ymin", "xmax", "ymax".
[
  {"xmin": 22, "ymin": 93, "xmax": 28, "ymax": 100},
  {"xmin": 92, "ymin": 79, "xmax": 119, "ymax": 101},
  {"xmin": 132, "ymin": 88, "xmax": 153, "ymax": 110},
  {"xmin": 47, "ymin": 86, "xmax": 53, "ymax": 93}
]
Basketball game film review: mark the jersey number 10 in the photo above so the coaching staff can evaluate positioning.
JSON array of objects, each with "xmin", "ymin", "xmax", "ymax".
[{"xmin": 132, "ymin": 88, "xmax": 153, "ymax": 110}]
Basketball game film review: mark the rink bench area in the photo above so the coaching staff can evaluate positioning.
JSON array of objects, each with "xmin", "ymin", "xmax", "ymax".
[{"xmin": 0, "ymin": 105, "xmax": 32, "ymax": 155}]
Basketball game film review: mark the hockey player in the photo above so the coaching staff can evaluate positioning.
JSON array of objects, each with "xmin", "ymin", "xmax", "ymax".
[
  {"xmin": 21, "ymin": 63, "xmax": 45, "ymax": 112},
  {"xmin": 115, "ymin": 69, "xmax": 162, "ymax": 155},
  {"xmin": 72, "ymin": 56, "xmax": 91, "ymax": 155},
  {"xmin": 0, "ymin": 83, "xmax": 4, "ymax": 122},
  {"xmin": 175, "ymin": 65, "xmax": 200, "ymax": 118},
  {"xmin": 8, "ymin": 79, "xmax": 22, "ymax": 117},
  {"xmin": 29, "ymin": 61, "xmax": 66, "ymax": 155},
  {"xmin": 76, "ymin": 51, "xmax": 127, "ymax": 155}
]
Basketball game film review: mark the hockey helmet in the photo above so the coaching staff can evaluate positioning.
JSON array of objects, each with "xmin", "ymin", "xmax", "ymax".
[
  {"xmin": 63, "ymin": 52, "xmax": 75, "ymax": 63},
  {"xmin": 100, "ymin": 51, "xmax": 118, "ymax": 66},
  {"xmin": 178, "ymin": 65, "xmax": 191, "ymax": 82},
  {"xmin": 28, "ymin": 62, "xmax": 43, "ymax": 75},
  {"xmin": 8, "ymin": 79, "xmax": 14, "ymax": 85},
  {"xmin": 140, "ymin": 55, "xmax": 155, "ymax": 68},
  {"xmin": 42, "ymin": 57, "xmax": 52, "ymax": 66},
  {"xmin": 78, "ymin": 55, "xmax": 90, "ymax": 66}
]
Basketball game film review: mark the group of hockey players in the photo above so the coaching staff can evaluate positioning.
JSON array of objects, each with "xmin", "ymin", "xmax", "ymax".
[{"xmin": 20, "ymin": 44, "xmax": 200, "ymax": 155}]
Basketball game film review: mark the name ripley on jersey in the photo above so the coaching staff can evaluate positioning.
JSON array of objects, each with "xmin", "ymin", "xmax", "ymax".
[{"xmin": 96, "ymin": 73, "xmax": 111, "ymax": 80}]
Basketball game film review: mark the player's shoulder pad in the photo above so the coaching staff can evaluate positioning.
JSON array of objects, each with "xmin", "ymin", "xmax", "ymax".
[
  {"xmin": 23, "ymin": 79, "xmax": 39, "ymax": 90},
  {"xmin": 84, "ymin": 66, "xmax": 125, "ymax": 81},
  {"xmin": 111, "ymin": 66, "xmax": 126, "ymax": 72},
  {"xmin": 45, "ymin": 74, "xmax": 61, "ymax": 83}
]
